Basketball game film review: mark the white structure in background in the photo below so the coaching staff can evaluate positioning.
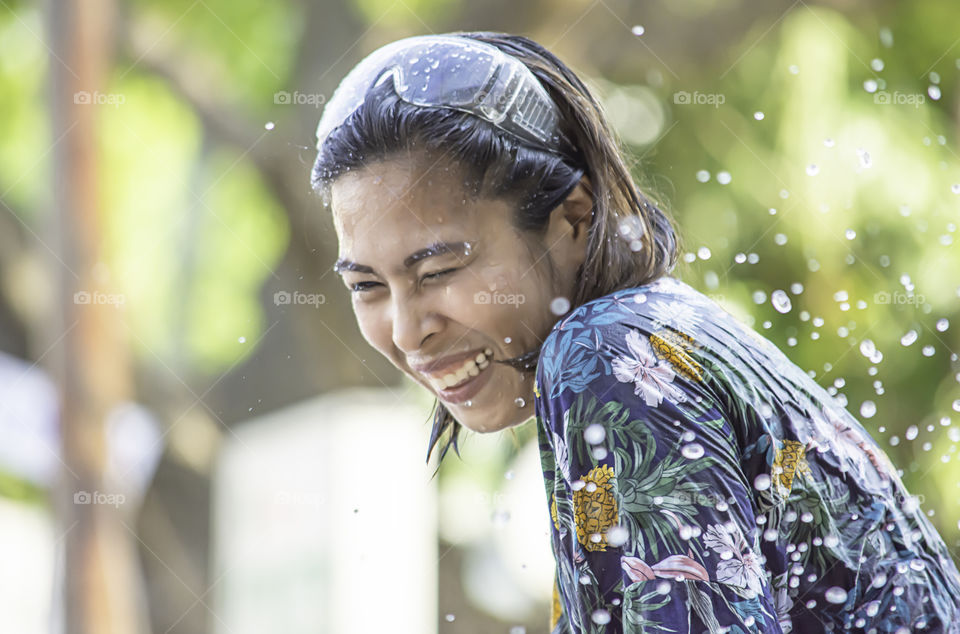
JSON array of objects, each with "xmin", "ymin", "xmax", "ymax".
[{"xmin": 212, "ymin": 387, "xmax": 438, "ymax": 634}]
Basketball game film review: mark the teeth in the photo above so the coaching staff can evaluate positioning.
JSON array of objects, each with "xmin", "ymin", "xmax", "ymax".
[{"xmin": 428, "ymin": 350, "xmax": 493, "ymax": 391}]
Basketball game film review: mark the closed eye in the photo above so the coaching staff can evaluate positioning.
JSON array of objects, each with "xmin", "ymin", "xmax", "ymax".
[
  {"xmin": 349, "ymin": 281, "xmax": 382, "ymax": 293},
  {"xmin": 421, "ymin": 267, "xmax": 459, "ymax": 281},
  {"xmin": 348, "ymin": 268, "xmax": 460, "ymax": 294}
]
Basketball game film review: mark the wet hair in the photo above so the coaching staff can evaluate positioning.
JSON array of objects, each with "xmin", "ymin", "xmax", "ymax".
[{"xmin": 312, "ymin": 31, "xmax": 682, "ymax": 475}]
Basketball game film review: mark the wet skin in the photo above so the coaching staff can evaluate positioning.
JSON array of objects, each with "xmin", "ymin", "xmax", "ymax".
[{"xmin": 330, "ymin": 151, "xmax": 593, "ymax": 433}]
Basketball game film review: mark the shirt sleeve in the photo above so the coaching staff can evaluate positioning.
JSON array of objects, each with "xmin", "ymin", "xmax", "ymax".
[{"xmin": 536, "ymin": 313, "xmax": 786, "ymax": 634}]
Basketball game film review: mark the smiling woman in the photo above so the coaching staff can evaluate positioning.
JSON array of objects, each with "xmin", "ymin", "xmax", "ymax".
[
  {"xmin": 309, "ymin": 31, "xmax": 960, "ymax": 634},
  {"xmin": 312, "ymin": 32, "xmax": 679, "ymax": 457}
]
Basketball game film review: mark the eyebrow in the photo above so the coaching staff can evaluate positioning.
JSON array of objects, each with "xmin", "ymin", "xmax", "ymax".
[{"xmin": 333, "ymin": 241, "xmax": 472, "ymax": 276}]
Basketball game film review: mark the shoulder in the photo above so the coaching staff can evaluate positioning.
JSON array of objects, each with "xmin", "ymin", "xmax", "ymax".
[
  {"xmin": 535, "ymin": 276, "xmax": 719, "ymax": 418},
  {"xmin": 540, "ymin": 276, "xmax": 717, "ymax": 348}
]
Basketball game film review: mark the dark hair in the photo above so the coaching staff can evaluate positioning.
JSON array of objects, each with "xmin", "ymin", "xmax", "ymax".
[{"xmin": 312, "ymin": 31, "xmax": 682, "ymax": 476}]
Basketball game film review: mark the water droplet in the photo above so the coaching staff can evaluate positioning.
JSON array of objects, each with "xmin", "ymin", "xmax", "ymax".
[
  {"xmin": 550, "ymin": 297, "xmax": 571, "ymax": 315},
  {"xmin": 763, "ymin": 528, "xmax": 778, "ymax": 541},
  {"xmin": 936, "ymin": 318, "xmax": 949, "ymax": 332},
  {"xmin": 591, "ymin": 609, "xmax": 611, "ymax": 625},
  {"xmin": 465, "ymin": 400, "xmax": 472, "ymax": 407},
  {"xmin": 806, "ymin": 164, "xmax": 819, "ymax": 176},
  {"xmin": 584, "ymin": 423, "xmax": 606, "ymax": 444},
  {"xmin": 681, "ymin": 443, "xmax": 704, "ymax": 459},
  {"xmin": 514, "ymin": 397, "xmax": 526, "ymax": 408},
  {"xmin": 906, "ymin": 425, "xmax": 919, "ymax": 440},
  {"xmin": 445, "ymin": 614, "xmax": 456, "ymax": 622},
  {"xmin": 859, "ymin": 339, "xmax": 876, "ymax": 357},
  {"xmin": 863, "ymin": 79, "xmax": 878, "ymax": 93},
  {"xmin": 696, "ymin": 169, "xmax": 710, "ymax": 183},
  {"xmin": 716, "ymin": 171, "xmax": 732, "ymax": 185},
  {"xmin": 697, "ymin": 246, "xmax": 712, "ymax": 260},
  {"xmin": 952, "ymin": 184, "xmax": 960, "ymax": 195},
  {"xmin": 860, "ymin": 401, "xmax": 876, "ymax": 418},
  {"xmin": 771, "ymin": 290, "xmax": 792, "ymax": 313},
  {"xmin": 845, "ymin": 228, "xmax": 857, "ymax": 240},
  {"xmin": 631, "ymin": 25, "xmax": 645, "ymax": 36},
  {"xmin": 922, "ymin": 345, "xmax": 935, "ymax": 357},
  {"xmin": 879, "ymin": 27, "xmax": 893, "ymax": 48},
  {"xmin": 264, "ymin": 121, "xmax": 275, "ymax": 131},
  {"xmin": 929, "ymin": 85, "xmax": 942, "ymax": 100},
  {"xmin": 754, "ymin": 111, "xmax": 764, "ymax": 120},
  {"xmin": 871, "ymin": 58, "xmax": 885, "ymax": 72},
  {"xmin": 952, "ymin": 399, "xmax": 960, "ymax": 412},
  {"xmin": 655, "ymin": 580, "xmax": 671, "ymax": 594},
  {"xmin": 754, "ymin": 474, "xmax": 771, "ymax": 491},
  {"xmin": 824, "ymin": 586, "xmax": 848, "ymax": 604},
  {"xmin": 606, "ymin": 525, "xmax": 629, "ymax": 547},
  {"xmin": 752, "ymin": 290, "xmax": 767, "ymax": 304},
  {"xmin": 901, "ymin": 330, "xmax": 918, "ymax": 346},
  {"xmin": 856, "ymin": 148, "xmax": 872, "ymax": 169},
  {"xmin": 824, "ymin": 138, "xmax": 835, "ymax": 147},
  {"xmin": 238, "ymin": 336, "xmax": 246, "ymax": 343}
]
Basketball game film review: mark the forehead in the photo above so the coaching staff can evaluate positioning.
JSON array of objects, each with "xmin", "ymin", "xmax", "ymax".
[{"xmin": 330, "ymin": 156, "xmax": 491, "ymax": 245}]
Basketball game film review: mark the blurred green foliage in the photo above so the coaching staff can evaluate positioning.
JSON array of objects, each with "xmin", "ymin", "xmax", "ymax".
[{"xmin": 1, "ymin": 0, "xmax": 958, "ymax": 558}]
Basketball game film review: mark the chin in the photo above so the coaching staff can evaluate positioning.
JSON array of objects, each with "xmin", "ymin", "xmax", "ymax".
[{"xmin": 458, "ymin": 409, "xmax": 529, "ymax": 434}]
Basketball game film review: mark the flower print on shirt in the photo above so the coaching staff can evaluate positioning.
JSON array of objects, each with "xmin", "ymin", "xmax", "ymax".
[
  {"xmin": 611, "ymin": 329, "xmax": 687, "ymax": 407},
  {"xmin": 703, "ymin": 521, "xmax": 767, "ymax": 596},
  {"xmin": 646, "ymin": 298, "xmax": 703, "ymax": 334}
]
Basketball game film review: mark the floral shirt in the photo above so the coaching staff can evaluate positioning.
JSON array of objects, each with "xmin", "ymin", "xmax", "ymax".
[{"xmin": 533, "ymin": 275, "xmax": 960, "ymax": 633}]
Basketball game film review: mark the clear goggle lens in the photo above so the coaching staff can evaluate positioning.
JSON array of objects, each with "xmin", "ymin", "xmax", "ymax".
[{"xmin": 315, "ymin": 35, "xmax": 567, "ymax": 153}]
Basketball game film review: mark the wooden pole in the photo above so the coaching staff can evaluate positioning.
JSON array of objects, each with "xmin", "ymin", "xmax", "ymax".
[{"xmin": 47, "ymin": 0, "xmax": 145, "ymax": 632}]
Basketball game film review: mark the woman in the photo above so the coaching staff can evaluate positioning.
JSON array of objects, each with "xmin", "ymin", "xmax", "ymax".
[{"xmin": 311, "ymin": 31, "xmax": 960, "ymax": 633}]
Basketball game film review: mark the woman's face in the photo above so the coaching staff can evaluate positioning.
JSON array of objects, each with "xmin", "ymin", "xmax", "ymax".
[{"xmin": 330, "ymin": 152, "xmax": 592, "ymax": 433}]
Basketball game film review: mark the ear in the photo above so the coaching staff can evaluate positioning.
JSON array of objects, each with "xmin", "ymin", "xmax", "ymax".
[{"xmin": 560, "ymin": 175, "xmax": 594, "ymax": 241}]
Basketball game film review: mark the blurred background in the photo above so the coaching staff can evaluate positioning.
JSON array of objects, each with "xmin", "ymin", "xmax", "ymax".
[{"xmin": 1, "ymin": 0, "xmax": 959, "ymax": 632}]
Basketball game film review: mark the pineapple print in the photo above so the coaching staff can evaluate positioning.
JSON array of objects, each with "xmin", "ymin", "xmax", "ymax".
[
  {"xmin": 649, "ymin": 328, "xmax": 704, "ymax": 382},
  {"xmin": 550, "ymin": 492, "xmax": 560, "ymax": 531},
  {"xmin": 573, "ymin": 464, "xmax": 618, "ymax": 552},
  {"xmin": 772, "ymin": 439, "xmax": 811, "ymax": 497},
  {"xmin": 550, "ymin": 573, "xmax": 563, "ymax": 631}
]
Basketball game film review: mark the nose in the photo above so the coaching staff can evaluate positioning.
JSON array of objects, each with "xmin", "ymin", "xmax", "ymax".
[{"xmin": 390, "ymin": 291, "xmax": 443, "ymax": 357}]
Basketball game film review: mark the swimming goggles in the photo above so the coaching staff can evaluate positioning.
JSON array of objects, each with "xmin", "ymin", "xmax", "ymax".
[{"xmin": 315, "ymin": 34, "xmax": 569, "ymax": 154}]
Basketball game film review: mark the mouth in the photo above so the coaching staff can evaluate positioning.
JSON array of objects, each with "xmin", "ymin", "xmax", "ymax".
[{"xmin": 424, "ymin": 348, "xmax": 494, "ymax": 405}]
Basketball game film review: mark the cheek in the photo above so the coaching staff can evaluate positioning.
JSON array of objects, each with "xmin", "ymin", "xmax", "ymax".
[{"xmin": 352, "ymin": 301, "xmax": 393, "ymax": 355}]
